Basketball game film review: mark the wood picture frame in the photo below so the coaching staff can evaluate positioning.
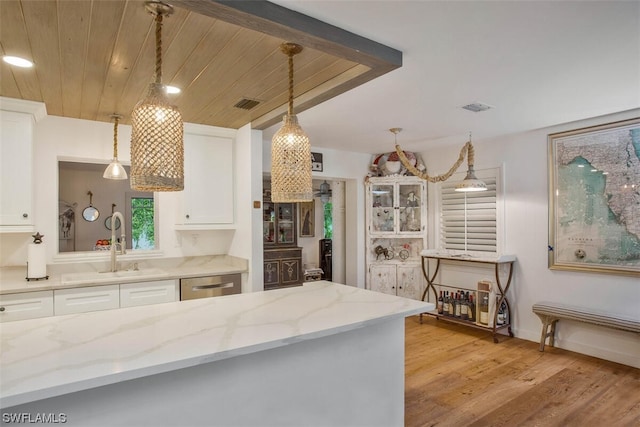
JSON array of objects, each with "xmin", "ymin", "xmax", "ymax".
[
  {"xmin": 548, "ymin": 117, "xmax": 640, "ymax": 276},
  {"xmin": 299, "ymin": 201, "xmax": 315, "ymax": 238}
]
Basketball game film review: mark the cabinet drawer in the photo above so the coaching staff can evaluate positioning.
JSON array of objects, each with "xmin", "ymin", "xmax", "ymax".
[
  {"xmin": 0, "ymin": 290, "xmax": 54, "ymax": 322},
  {"xmin": 121, "ymin": 280, "xmax": 178, "ymax": 308},
  {"xmin": 54, "ymin": 285, "xmax": 119, "ymax": 315}
]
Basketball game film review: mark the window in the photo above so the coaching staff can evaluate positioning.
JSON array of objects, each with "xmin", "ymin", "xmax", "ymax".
[
  {"xmin": 323, "ymin": 201, "xmax": 333, "ymax": 239},
  {"xmin": 126, "ymin": 195, "xmax": 155, "ymax": 250},
  {"xmin": 438, "ymin": 167, "xmax": 502, "ymax": 255}
]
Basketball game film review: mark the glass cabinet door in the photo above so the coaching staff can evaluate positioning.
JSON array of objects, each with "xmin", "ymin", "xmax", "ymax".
[
  {"xmin": 398, "ymin": 183, "xmax": 422, "ymax": 232},
  {"xmin": 371, "ymin": 184, "xmax": 394, "ymax": 232},
  {"xmin": 277, "ymin": 204, "xmax": 295, "ymax": 244},
  {"xmin": 263, "ymin": 201, "xmax": 275, "ymax": 243}
]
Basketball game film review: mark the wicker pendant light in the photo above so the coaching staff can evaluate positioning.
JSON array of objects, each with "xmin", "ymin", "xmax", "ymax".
[
  {"xmin": 130, "ymin": 1, "xmax": 184, "ymax": 192},
  {"xmin": 103, "ymin": 114, "xmax": 128, "ymax": 180},
  {"xmin": 271, "ymin": 42, "xmax": 312, "ymax": 203}
]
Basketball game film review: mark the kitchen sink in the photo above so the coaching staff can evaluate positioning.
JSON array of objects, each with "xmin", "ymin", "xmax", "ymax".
[{"xmin": 61, "ymin": 268, "xmax": 168, "ymax": 285}]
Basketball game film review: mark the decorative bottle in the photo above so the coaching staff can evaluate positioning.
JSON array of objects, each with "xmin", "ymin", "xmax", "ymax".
[
  {"xmin": 479, "ymin": 293, "xmax": 490, "ymax": 326},
  {"xmin": 437, "ymin": 291, "xmax": 444, "ymax": 315}
]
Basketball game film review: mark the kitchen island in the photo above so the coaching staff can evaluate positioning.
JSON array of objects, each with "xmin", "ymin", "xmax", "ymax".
[{"xmin": 0, "ymin": 281, "xmax": 433, "ymax": 426}]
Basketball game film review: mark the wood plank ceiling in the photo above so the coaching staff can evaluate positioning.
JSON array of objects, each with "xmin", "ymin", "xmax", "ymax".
[{"xmin": 0, "ymin": 0, "xmax": 401, "ymax": 130}]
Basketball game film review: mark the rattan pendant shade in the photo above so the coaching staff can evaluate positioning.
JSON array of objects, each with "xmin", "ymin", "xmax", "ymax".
[
  {"xmin": 130, "ymin": 1, "xmax": 184, "ymax": 192},
  {"xmin": 271, "ymin": 43, "xmax": 312, "ymax": 203}
]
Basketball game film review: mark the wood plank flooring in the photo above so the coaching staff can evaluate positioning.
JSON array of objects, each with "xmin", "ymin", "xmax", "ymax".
[{"xmin": 405, "ymin": 315, "xmax": 640, "ymax": 427}]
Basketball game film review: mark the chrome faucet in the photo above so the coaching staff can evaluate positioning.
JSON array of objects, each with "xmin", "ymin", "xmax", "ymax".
[{"xmin": 110, "ymin": 211, "xmax": 126, "ymax": 272}]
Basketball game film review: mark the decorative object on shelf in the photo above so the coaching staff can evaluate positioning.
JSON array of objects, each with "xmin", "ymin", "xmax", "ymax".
[
  {"xmin": 130, "ymin": 1, "xmax": 184, "ymax": 192},
  {"xmin": 392, "ymin": 128, "xmax": 487, "ymax": 192},
  {"xmin": 299, "ymin": 201, "xmax": 315, "ymax": 237},
  {"xmin": 103, "ymin": 114, "xmax": 128, "ymax": 180},
  {"xmin": 374, "ymin": 245, "xmax": 394, "ymax": 260},
  {"xmin": 271, "ymin": 42, "xmax": 312, "ymax": 203},
  {"xmin": 314, "ymin": 180, "xmax": 332, "ymax": 204},
  {"xmin": 82, "ymin": 191, "xmax": 100, "ymax": 222},
  {"xmin": 399, "ymin": 248, "xmax": 410, "ymax": 261},
  {"xmin": 26, "ymin": 232, "xmax": 48, "ymax": 281},
  {"xmin": 548, "ymin": 117, "xmax": 640, "ymax": 276},
  {"xmin": 369, "ymin": 149, "xmax": 425, "ymax": 177}
]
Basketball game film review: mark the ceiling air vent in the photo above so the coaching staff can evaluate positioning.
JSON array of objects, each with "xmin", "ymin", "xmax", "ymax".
[
  {"xmin": 234, "ymin": 98, "xmax": 261, "ymax": 110},
  {"xmin": 462, "ymin": 102, "xmax": 493, "ymax": 113}
]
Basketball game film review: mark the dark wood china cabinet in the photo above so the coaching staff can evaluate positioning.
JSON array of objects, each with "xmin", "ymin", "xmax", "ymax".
[{"xmin": 263, "ymin": 185, "xmax": 303, "ymax": 290}]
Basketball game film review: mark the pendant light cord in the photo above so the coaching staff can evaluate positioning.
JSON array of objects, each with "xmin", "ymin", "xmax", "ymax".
[
  {"xmin": 155, "ymin": 13, "xmax": 163, "ymax": 85},
  {"xmin": 112, "ymin": 116, "xmax": 119, "ymax": 158},
  {"xmin": 287, "ymin": 51, "xmax": 294, "ymax": 116}
]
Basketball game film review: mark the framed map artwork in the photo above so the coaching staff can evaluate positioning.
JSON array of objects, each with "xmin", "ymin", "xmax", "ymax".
[{"xmin": 548, "ymin": 117, "xmax": 640, "ymax": 276}]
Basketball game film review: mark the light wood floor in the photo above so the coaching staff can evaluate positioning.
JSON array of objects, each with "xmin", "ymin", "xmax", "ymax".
[{"xmin": 405, "ymin": 315, "xmax": 640, "ymax": 427}]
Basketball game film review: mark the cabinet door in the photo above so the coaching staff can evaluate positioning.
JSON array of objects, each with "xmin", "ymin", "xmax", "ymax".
[
  {"xmin": 397, "ymin": 183, "xmax": 423, "ymax": 233},
  {"xmin": 396, "ymin": 264, "xmax": 424, "ymax": 300},
  {"xmin": 370, "ymin": 184, "xmax": 395, "ymax": 233},
  {"xmin": 0, "ymin": 111, "xmax": 33, "ymax": 228},
  {"xmin": 120, "ymin": 280, "xmax": 178, "ymax": 308},
  {"xmin": 277, "ymin": 204, "xmax": 296, "ymax": 245},
  {"xmin": 0, "ymin": 291, "xmax": 53, "ymax": 322},
  {"xmin": 181, "ymin": 132, "xmax": 234, "ymax": 225},
  {"xmin": 281, "ymin": 258, "xmax": 301, "ymax": 285},
  {"xmin": 263, "ymin": 201, "xmax": 276, "ymax": 244},
  {"xmin": 264, "ymin": 261, "xmax": 281, "ymax": 287},
  {"xmin": 369, "ymin": 264, "xmax": 397, "ymax": 295},
  {"xmin": 54, "ymin": 285, "xmax": 119, "ymax": 315}
]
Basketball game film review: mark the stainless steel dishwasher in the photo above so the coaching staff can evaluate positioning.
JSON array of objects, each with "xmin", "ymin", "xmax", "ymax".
[{"xmin": 180, "ymin": 274, "xmax": 241, "ymax": 300}]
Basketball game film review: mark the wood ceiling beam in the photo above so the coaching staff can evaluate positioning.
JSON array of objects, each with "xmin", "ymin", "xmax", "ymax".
[{"xmin": 171, "ymin": 0, "xmax": 403, "ymax": 130}]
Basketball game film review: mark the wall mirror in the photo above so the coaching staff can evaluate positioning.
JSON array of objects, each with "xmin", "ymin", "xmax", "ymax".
[{"xmin": 58, "ymin": 161, "xmax": 156, "ymax": 253}]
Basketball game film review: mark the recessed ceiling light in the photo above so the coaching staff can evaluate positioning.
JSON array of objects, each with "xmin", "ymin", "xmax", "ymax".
[
  {"xmin": 461, "ymin": 102, "xmax": 493, "ymax": 113},
  {"xmin": 2, "ymin": 55, "xmax": 34, "ymax": 68},
  {"xmin": 165, "ymin": 85, "xmax": 181, "ymax": 94}
]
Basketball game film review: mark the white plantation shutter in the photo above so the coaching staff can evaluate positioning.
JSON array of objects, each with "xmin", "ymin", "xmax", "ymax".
[{"xmin": 439, "ymin": 168, "xmax": 501, "ymax": 254}]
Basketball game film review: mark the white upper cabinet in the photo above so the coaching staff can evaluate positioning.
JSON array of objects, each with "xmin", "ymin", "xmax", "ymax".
[
  {"xmin": 0, "ymin": 98, "xmax": 46, "ymax": 232},
  {"xmin": 176, "ymin": 124, "xmax": 235, "ymax": 229}
]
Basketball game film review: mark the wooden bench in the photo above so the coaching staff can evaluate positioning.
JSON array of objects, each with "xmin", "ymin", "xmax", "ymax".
[{"xmin": 532, "ymin": 302, "xmax": 640, "ymax": 352}]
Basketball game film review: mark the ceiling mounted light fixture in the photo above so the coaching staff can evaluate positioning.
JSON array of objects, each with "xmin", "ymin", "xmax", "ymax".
[
  {"xmin": 103, "ymin": 114, "xmax": 128, "ymax": 180},
  {"xmin": 270, "ymin": 42, "xmax": 312, "ymax": 203},
  {"xmin": 2, "ymin": 55, "xmax": 33, "ymax": 68},
  {"xmin": 314, "ymin": 180, "xmax": 332, "ymax": 204},
  {"xmin": 392, "ymin": 129, "xmax": 487, "ymax": 192},
  {"xmin": 130, "ymin": 1, "xmax": 184, "ymax": 192}
]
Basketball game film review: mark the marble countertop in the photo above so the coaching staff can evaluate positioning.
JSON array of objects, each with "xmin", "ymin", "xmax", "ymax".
[
  {"xmin": 420, "ymin": 250, "xmax": 516, "ymax": 263},
  {"xmin": 0, "ymin": 281, "xmax": 434, "ymax": 409},
  {"xmin": 0, "ymin": 255, "xmax": 247, "ymax": 295}
]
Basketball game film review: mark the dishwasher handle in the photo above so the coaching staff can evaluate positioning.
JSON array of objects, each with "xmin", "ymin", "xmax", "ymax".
[{"xmin": 191, "ymin": 282, "xmax": 235, "ymax": 291}]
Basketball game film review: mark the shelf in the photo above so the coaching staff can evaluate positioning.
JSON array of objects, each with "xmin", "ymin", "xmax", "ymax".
[
  {"xmin": 419, "ymin": 252, "xmax": 516, "ymax": 343},
  {"xmin": 420, "ymin": 311, "xmax": 512, "ymax": 343}
]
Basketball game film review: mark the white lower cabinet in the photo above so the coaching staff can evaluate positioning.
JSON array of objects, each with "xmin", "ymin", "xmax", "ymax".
[
  {"xmin": 370, "ymin": 263, "xmax": 423, "ymax": 300},
  {"xmin": 0, "ymin": 290, "xmax": 54, "ymax": 322},
  {"xmin": 120, "ymin": 280, "xmax": 178, "ymax": 308},
  {"xmin": 3, "ymin": 279, "xmax": 179, "ymax": 321},
  {"xmin": 54, "ymin": 285, "xmax": 119, "ymax": 316}
]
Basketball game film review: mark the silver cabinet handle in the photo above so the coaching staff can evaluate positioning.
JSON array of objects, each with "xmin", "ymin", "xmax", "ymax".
[{"xmin": 192, "ymin": 282, "xmax": 234, "ymax": 291}]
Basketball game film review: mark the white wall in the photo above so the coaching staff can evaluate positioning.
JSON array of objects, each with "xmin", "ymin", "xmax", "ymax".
[
  {"xmin": 229, "ymin": 124, "xmax": 263, "ymax": 292},
  {"xmin": 263, "ymin": 143, "xmax": 371, "ymax": 287},
  {"xmin": 419, "ymin": 108, "xmax": 640, "ymax": 368},
  {"xmin": 0, "ymin": 113, "xmax": 250, "ymax": 268}
]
